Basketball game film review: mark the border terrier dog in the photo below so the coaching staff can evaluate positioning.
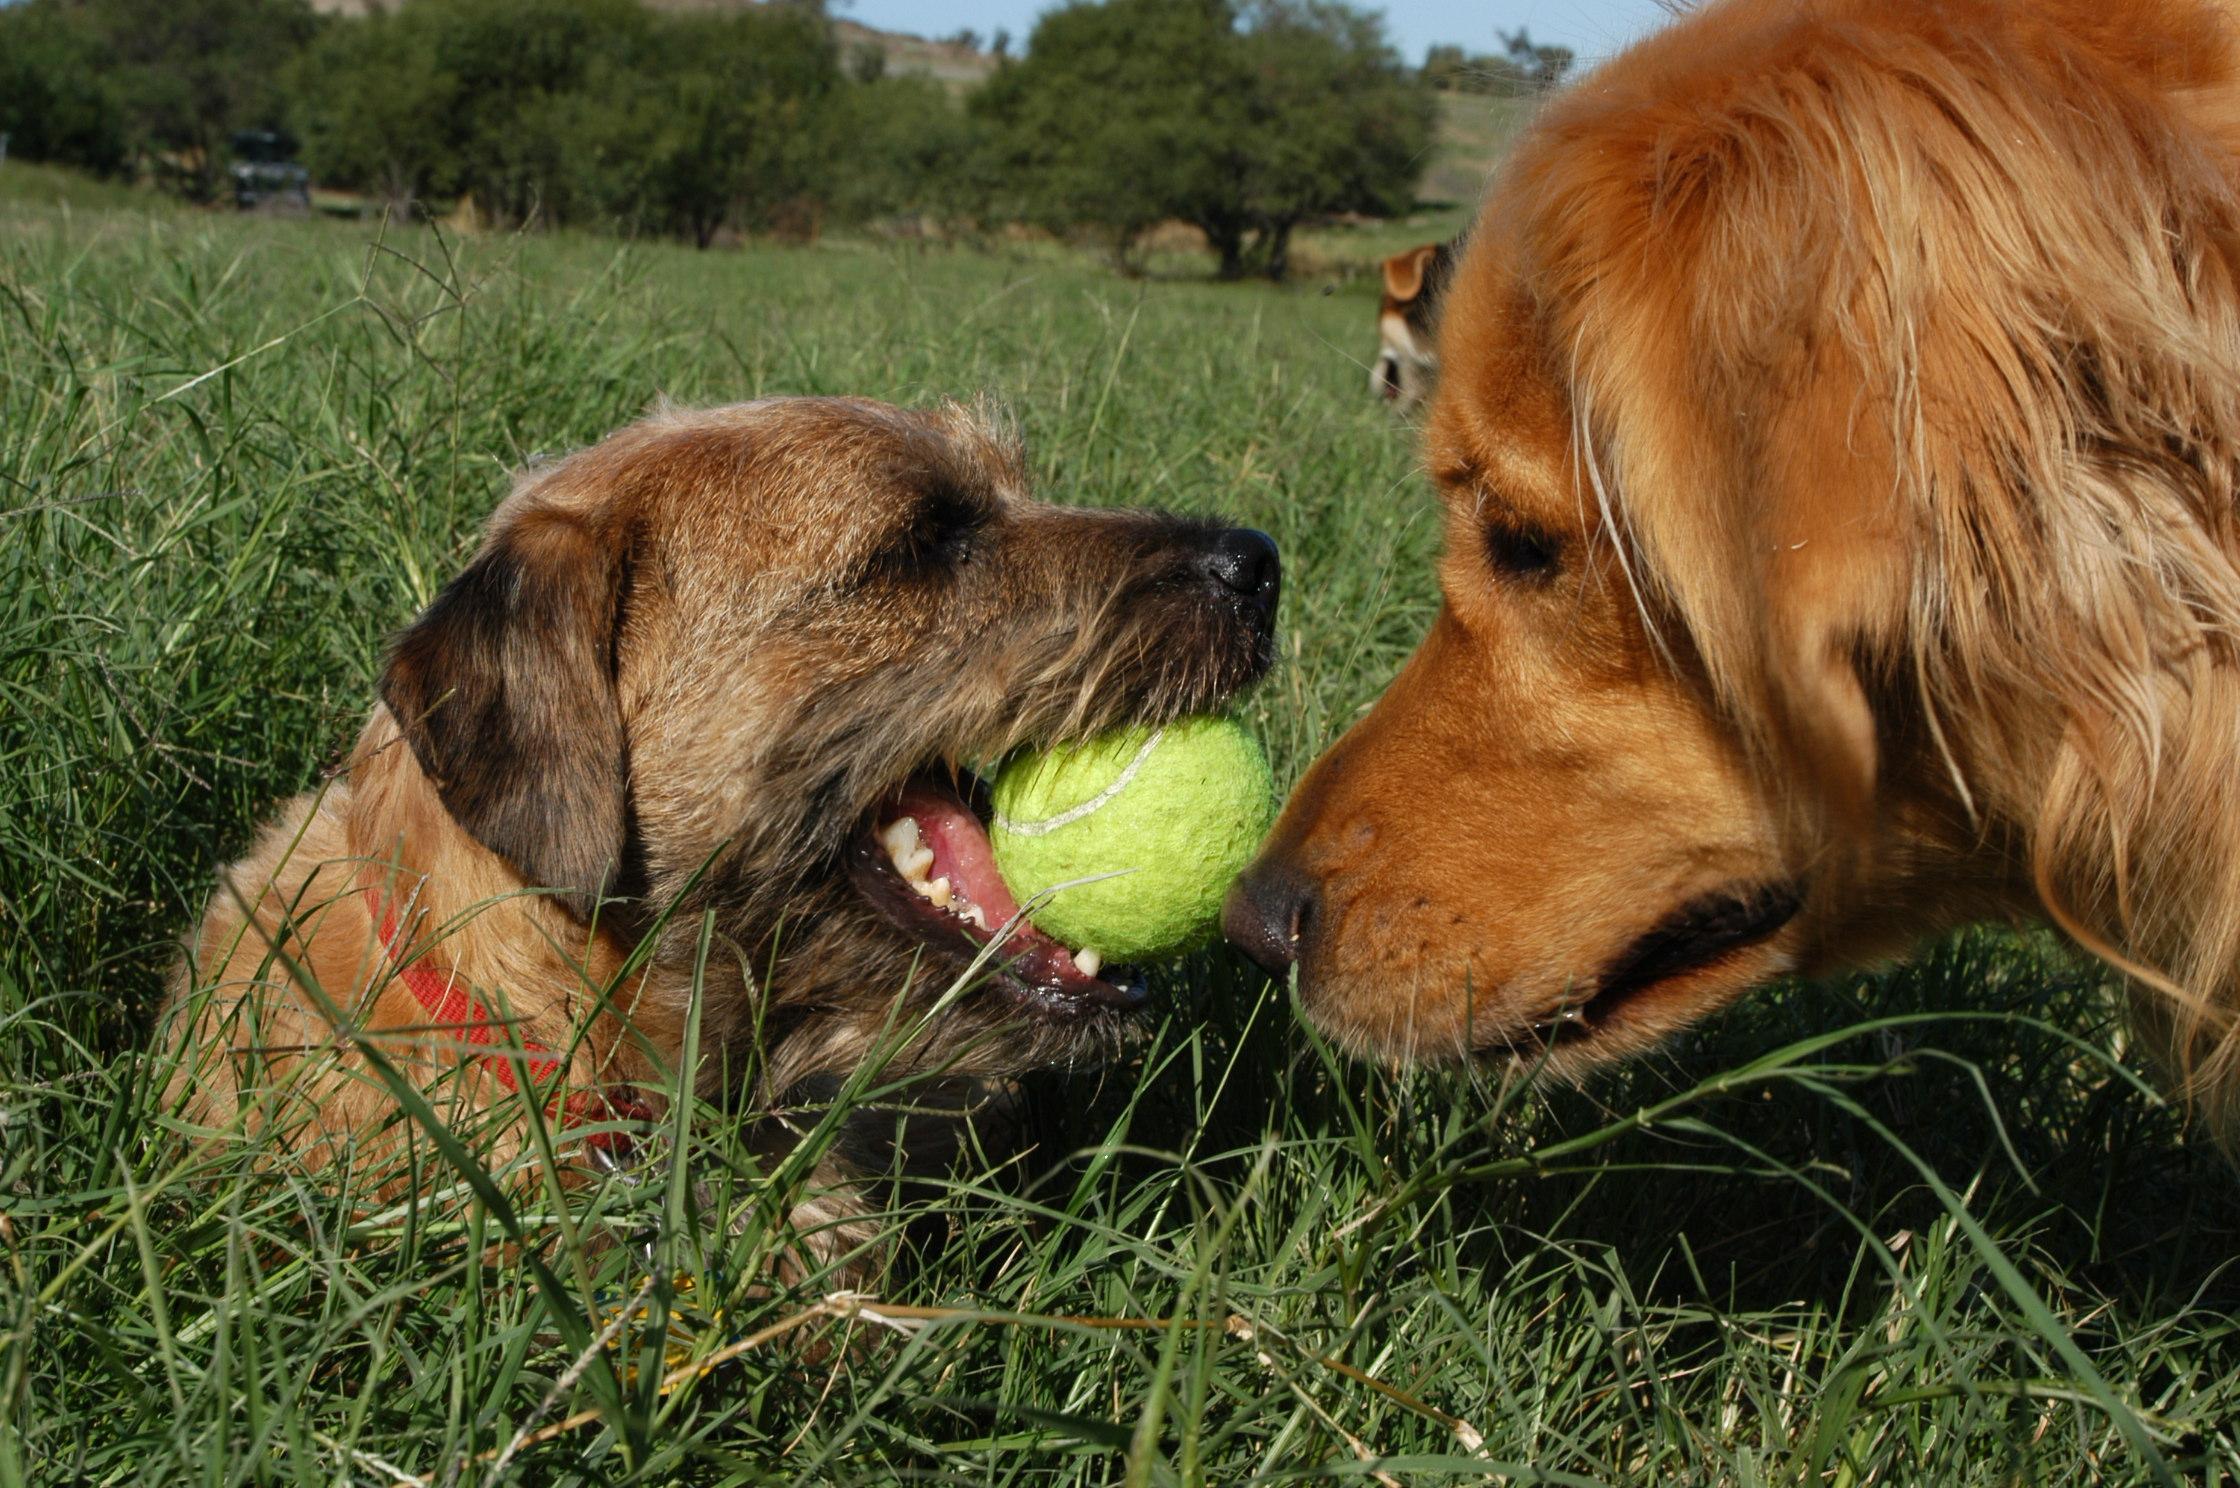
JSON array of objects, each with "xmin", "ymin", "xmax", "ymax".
[{"xmin": 163, "ymin": 396, "xmax": 1279, "ymax": 1257}]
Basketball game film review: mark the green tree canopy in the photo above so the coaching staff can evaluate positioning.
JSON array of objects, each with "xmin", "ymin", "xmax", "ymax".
[
  {"xmin": 973, "ymin": 0, "xmax": 1239, "ymax": 267},
  {"xmin": 0, "ymin": 2, "xmax": 130, "ymax": 177},
  {"xmin": 1227, "ymin": 1, "xmax": 1436, "ymax": 279},
  {"xmin": 819, "ymin": 72, "xmax": 997, "ymax": 232},
  {"xmin": 976, "ymin": 0, "xmax": 1433, "ymax": 278},
  {"xmin": 566, "ymin": 7, "xmax": 841, "ymax": 245},
  {"xmin": 331, "ymin": 0, "xmax": 650, "ymax": 227},
  {"xmin": 292, "ymin": 0, "xmax": 838, "ymax": 239},
  {"xmin": 289, "ymin": 6, "xmax": 455, "ymax": 208},
  {"xmin": 1, "ymin": 0, "xmax": 317, "ymax": 197}
]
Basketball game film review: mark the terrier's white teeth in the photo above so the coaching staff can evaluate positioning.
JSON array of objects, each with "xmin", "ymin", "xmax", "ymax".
[
  {"xmin": 1071, "ymin": 947, "xmax": 1103, "ymax": 978},
  {"xmin": 927, "ymin": 876, "xmax": 952, "ymax": 908},
  {"xmin": 964, "ymin": 904, "xmax": 989, "ymax": 930},
  {"xmin": 883, "ymin": 819, "xmax": 936, "ymax": 881},
  {"xmin": 880, "ymin": 817, "xmax": 923, "ymax": 860}
]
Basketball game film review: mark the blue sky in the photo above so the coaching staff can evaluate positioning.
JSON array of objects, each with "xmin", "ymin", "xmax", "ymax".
[{"xmin": 840, "ymin": 1, "xmax": 1677, "ymax": 65}]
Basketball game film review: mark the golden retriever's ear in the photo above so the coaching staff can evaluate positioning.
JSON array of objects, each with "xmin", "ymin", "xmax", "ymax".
[
  {"xmin": 380, "ymin": 506, "xmax": 630, "ymax": 919},
  {"xmin": 1382, "ymin": 244, "xmax": 1440, "ymax": 303},
  {"xmin": 1772, "ymin": 620, "xmax": 1883, "ymax": 831}
]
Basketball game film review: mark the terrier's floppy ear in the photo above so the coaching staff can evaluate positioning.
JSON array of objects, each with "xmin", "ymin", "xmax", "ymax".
[
  {"xmin": 1382, "ymin": 243, "xmax": 1442, "ymax": 303},
  {"xmin": 380, "ymin": 503, "xmax": 631, "ymax": 920}
]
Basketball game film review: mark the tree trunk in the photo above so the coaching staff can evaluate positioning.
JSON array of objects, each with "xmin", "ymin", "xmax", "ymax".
[
  {"xmin": 1262, "ymin": 219, "xmax": 1295, "ymax": 283},
  {"xmin": 1208, "ymin": 223, "xmax": 1246, "ymax": 279},
  {"xmin": 1192, "ymin": 212, "xmax": 1253, "ymax": 280},
  {"xmin": 1107, "ymin": 224, "xmax": 1147, "ymax": 277}
]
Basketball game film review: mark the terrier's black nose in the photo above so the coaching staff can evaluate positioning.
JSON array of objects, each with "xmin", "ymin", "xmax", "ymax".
[
  {"xmin": 1196, "ymin": 527, "xmax": 1281, "ymax": 613},
  {"xmin": 1223, "ymin": 860, "xmax": 1313, "ymax": 977}
]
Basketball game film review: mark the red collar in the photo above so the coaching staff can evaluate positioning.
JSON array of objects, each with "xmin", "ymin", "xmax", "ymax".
[{"xmin": 363, "ymin": 884, "xmax": 648, "ymax": 1159}]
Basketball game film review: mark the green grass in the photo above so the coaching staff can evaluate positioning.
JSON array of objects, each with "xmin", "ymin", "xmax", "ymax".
[
  {"xmin": 4, "ymin": 187, "xmax": 2239, "ymax": 1486},
  {"xmin": 0, "ymin": 160, "xmax": 174, "ymax": 215}
]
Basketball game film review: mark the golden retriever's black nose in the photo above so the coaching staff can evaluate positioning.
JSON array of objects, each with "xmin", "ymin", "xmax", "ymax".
[
  {"xmin": 1198, "ymin": 528, "xmax": 1281, "ymax": 614},
  {"xmin": 1223, "ymin": 860, "xmax": 1311, "ymax": 977}
]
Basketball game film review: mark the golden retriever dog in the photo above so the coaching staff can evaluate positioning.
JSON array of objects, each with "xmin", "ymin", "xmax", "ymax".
[
  {"xmin": 1228, "ymin": 0, "xmax": 2240, "ymax": 1138},
  {"xmin": 164, "ymin": 397, "xmax": 1279, "ymax": 1247},
  {"xmin": 1372, "ymin": 240, "xmax": 1457, "ymax": 409}
]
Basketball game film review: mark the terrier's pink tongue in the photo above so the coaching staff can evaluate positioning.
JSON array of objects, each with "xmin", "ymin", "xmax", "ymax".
[{"xmin": 891, "ymin": 781, "xmax": 1025, "ymax": 926}]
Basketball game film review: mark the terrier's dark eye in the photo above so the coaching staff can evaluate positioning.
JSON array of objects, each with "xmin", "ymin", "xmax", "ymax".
[
  {"xmin": 873, "ymin": 486, "xmax": 987, "ymax": 580},
  {"xmin": 1484, "ymin": 518, "xmax": 1561, "ymax": 582}
]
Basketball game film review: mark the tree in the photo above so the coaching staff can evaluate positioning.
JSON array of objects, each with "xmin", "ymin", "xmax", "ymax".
[
  {"xmin": 820, "ymin": 72, "xmax": 997, "ymax": 232},
  {"xmin": 1498, "ymin": 27, "xmax": 1574, "ymax": 87},
  {"xmin": 977, "ymin": 0, "xmax": 1433, "ymax": 279},
  {"xmin": 292, "ymin": 0, "xmax": 839, "ymax": 239},
  {"xmin": 0, "ymin": 3, "xmax": 130, "ymax": 177},
  {"xmin": 569, "ymin": 7, "xmax": 841, "ymax": 245},
  {"xmin": 974, "ymin": 0, "xmax": 1242, "ymax": 270},
  {"xmin": 413, "ymin": 0, "xmax": 651, "ymax": 228},
  {"xmin": 1422, "ymin": 31, "xmax": 1571, "ymax": 97},
  {"xmin": 296, "ymin": 0, "xmax": 653, "ymax": 226},
  {"xmin": 849, "ymin": 44, "xmax": 889, "ymax": 83},
  {"xmin": 290, "ymin": 7, "xmax": 454, "ymax": 210},
  {"xmin": 1222, "ymin": 1, "xmax": 1433, "ymax": 279},
  {"xmin": 89, "ymin": 0, "xmax": 321, "ymax": 200}
]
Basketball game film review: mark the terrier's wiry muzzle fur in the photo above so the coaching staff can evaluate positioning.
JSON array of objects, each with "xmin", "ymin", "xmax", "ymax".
[{"xmin": 160, "ymin": 396, "xmax": 1279, "ymax": 1261}]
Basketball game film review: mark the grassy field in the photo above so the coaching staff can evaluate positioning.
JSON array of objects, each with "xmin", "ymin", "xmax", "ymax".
[{"xmin": 5, "ymin": 166, "xmax": 2240, "ymax": 1485}]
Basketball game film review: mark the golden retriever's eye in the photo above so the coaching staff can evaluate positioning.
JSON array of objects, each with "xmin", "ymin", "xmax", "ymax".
[
  {"xmin": 1483, "ymin": 518, "xmax": 1561, "ymax": 583},
  {"xmin": 872, "ymin": 487, "xmax": 988, "ymax": 581}
]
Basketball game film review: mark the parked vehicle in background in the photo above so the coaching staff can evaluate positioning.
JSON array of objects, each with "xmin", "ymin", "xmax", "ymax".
[{"xmin": 228, "ymin": 130, "xmax": 309, "ymax": 211}]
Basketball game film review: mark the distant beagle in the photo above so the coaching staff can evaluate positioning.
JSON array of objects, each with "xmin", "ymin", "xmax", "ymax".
[{"xmin": 1371, "ymin": 240, "xmax": 1456, "ymax": 409}]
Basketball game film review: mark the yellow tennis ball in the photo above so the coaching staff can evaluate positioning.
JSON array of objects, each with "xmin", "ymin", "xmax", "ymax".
[{"xmin": 989, "ymin": 716, "xmax": 1275, "ymax": 964}]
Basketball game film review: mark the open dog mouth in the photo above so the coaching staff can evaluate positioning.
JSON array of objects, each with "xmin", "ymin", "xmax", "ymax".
[
  {"xmin": 1514, "ymin": 882, "xmax": 1803, "ymax": 1053},
  {"xmin": 846, "ymin": 769, "xmax": 1149, "ymax": 1018}
]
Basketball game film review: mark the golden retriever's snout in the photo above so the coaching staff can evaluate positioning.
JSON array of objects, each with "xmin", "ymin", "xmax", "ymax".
[{"xmin": 1223, "ymin": 858, "xmax": 1310, "ymax": 979}]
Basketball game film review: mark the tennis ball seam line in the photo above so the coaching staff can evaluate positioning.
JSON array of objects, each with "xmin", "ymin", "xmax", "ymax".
[{"xmin": 988, "ymin": 727, "xmax": 1166, "ymax": 837}]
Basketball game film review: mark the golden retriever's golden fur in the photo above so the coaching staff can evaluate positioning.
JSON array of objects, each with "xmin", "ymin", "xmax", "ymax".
[
  {"xmin": 165, "ymin": 396, "xmax": 1279, "ymax": 1240},
  {"xmin": 1229, "ymin": 0, "xmax": 2240, "ymax": 1138}
]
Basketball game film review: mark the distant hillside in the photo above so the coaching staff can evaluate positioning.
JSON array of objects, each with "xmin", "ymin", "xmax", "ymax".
[
  {"xmin": 826, "ymin": 15, "xmax": 999, "ymax": 84},
  {"xmin": 305, "ymin": 0, "xmax": 1001, "ymax": 85},
  {"xmin": 1420, "ymin": 92, "xmax": 1537, "ymax": 206}
]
